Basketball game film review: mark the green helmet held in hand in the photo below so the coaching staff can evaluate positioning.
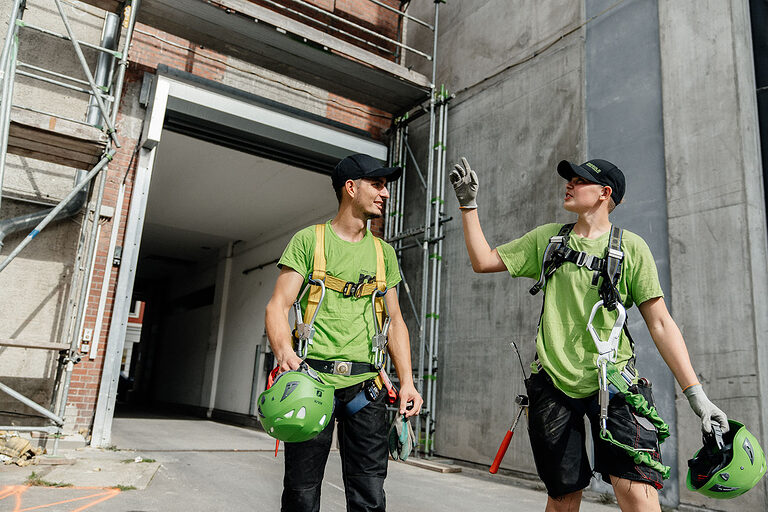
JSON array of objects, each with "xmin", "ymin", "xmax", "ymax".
[
  {"xmin": 687, "ymin": 420, "xmax": 766, "ymax": 499},
  {"xmin": 257, "ymin": 364, "xmax": 335, "ymax": 443}
]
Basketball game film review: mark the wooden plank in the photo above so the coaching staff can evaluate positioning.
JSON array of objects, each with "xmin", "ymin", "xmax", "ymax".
[
  {"xmin": 7, "ymin": 107, "xmax": 107, "ymax": 168},
  {"xmin": 9, "ymin": 126, "xmax": 103, "ymax": 156},
  {"xmin": 0, "ymin": 338, "xmax": 69, "ymax": 351},
  {"xmin": 8, "ymin": 136, "xmax": 100, "ymax": 169},
  {"xmin": 399, "ymin": 458, "xmax": 463, "ymax": 473},
  {"xmin": 10, "ymin": 108, "xmax": 106, "ymax": 144}
]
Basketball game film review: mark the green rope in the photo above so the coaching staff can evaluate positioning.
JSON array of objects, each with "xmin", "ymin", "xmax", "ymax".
[
  {"xmin": 597, "ymin": 363, "xmax": 671, "ymax": 478},
  {"xmin": 599, "ymin": 429, "xmax": 671, "ymax": 479}
]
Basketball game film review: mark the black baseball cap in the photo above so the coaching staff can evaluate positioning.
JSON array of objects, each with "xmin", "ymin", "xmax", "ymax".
[
  {"xmin": 331, "ymin": 154, "xmax": 402, "ymax": 189},
  {"xmin": 557, "ymin": 158, "xmax": 626, "ymax": 204}
]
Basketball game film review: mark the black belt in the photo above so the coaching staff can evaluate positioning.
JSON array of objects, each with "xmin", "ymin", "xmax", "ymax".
[{"xmin": 305, "ymin": 358, "xmax": 376, "ymax": 376}]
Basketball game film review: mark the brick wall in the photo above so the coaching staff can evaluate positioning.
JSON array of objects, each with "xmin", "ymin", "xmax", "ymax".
[
  {"xmin": 66, "ymin": 67, "xmax": 144, "ymax": 431},
  {"xmin": 250, "ymin": 0, "xmax": 403, "ymax": 60}
]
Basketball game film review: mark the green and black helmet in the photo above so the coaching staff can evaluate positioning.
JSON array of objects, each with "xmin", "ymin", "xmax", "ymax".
[
  {"xmin": 687, "ymin": 420, "xmax": 766, "ymax": 499},
  {"xmin": 257, "ymin": 364, "xmax": 335, "ymax": 443}
]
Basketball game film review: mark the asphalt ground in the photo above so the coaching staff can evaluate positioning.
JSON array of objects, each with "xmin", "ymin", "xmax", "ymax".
[{"xmin": 0, "ymin": 412, "xmax": 620, "ymax": 511}]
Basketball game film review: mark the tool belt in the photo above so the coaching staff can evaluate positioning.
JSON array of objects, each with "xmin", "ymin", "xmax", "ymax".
[{"xmin": 305, "ymin": 358, "xmax": 377, "ymax": 376}]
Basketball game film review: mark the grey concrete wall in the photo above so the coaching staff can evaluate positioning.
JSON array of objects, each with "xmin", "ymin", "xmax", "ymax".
[
  {"xmin": 584, "ymin": 0, "xmax": 677, "ymax": 505},
  {"xmin": 404, "ymin": 0, "xmax": 585, "ymax": 477},
  {"xmin": 659, "ymin": 1, "xmax": 768, "ymax": 509}
]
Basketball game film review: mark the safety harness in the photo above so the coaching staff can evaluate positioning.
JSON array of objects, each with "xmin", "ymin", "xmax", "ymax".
[
  {"xmin": 291, "ymin": 224, "xmax": 397, "ymax": 414},
  {"xmin": 530, "ymin": 223, "xmax": 671, "ymax": 478}
]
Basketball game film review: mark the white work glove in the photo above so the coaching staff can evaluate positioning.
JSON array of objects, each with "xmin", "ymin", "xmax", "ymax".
[
  {"xmin": 449, "ymin": 157, "xmax": 478, "ymax": 209},
  {"xmin": 684, "ymin": 384, "xmax": 729, "ymax": 434}
]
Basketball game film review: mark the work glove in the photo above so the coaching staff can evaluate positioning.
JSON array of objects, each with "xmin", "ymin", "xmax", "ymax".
[
  {"xmin": 684, "ymin": 384, "xmax": 729, "ymax": 434},
  {"xmin": 449, "ymin": 157, "xmax": 478, "ymax": 209},
  {"xmin": 388, "ymin": 412, "xmax": 416, "ymax": 461}
]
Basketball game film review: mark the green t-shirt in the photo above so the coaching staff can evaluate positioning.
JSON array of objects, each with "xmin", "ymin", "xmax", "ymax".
[
  {"xmin": 278, "ymin": 221, "xmax": 401, "ymax": 389},
  {"xmin": 496, "ymin": 223, "xmax": 663, "ymax": 398}
]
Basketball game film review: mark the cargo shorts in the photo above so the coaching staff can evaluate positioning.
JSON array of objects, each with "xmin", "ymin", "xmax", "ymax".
[{"xmin": 525, "ymin": 370, "xmax": 664, "ymax": 497}]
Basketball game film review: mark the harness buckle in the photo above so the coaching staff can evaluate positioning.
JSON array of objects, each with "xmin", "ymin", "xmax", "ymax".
[
  {"xmin": 333, "ymin": 361, "xmax": 353, "ymax": 376},
  {"xmin": 341, "ymin": 281, "xmax": 363, "ymax": 298},
  {"xmin": 607, "ymin": 248, "xmax": 624, "ymax": 261},
  {"xmin": 575, "ymin": 252, "xmax": 595, "ymax": 268}
]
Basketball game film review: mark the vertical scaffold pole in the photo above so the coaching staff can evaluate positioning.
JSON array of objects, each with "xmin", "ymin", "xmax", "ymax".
[
  {"xmin": 416, "ymin": 0, "xmax": 440, "ymax": 456},
  {"xmin": 0, "ymin": 0, "xmax": 24, "ymax": 213}
]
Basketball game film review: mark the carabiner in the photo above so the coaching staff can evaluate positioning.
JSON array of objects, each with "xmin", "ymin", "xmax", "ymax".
[
  {"xmin": 370, "ymin": 288, "xmax": 390, "ymax": 369},
  {"xmin": 587, "ymin": 299, "xmax": 626, "ymax": 435},
  {"xmin": 293, "ymin": 277, "xmax": 326, "ymax": 358},
  {"xmin": 587, "ymin": 300, "xmax": 626, "ymax": 367}
]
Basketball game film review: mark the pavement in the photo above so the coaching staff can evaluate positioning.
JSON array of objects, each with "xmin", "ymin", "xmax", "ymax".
[{"xmin": 0, "ymin": 410, "xmax": 621, "ymax": 511}]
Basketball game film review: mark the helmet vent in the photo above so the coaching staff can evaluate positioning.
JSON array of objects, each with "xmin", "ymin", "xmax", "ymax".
[
  {"xmin": 319, "ymin": 414, "xmax": 327, "ymax": 426},
  {"xmin": 284, "ymin": 410, "xmax": 295, "ymax": 419},
  {"xmin": 297, "ymin": 407, "xmax": 306, "ymax": 419},
  {"xmin": 743, "ymin": 438, "xmax": 755, "ymax": 464},
  {"xmin": 281, "ymin": 381, "xmax": 299, "ymax": 401}
]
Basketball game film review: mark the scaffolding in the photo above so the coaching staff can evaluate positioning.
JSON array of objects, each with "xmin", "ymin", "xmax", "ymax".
[
  {"xmin": 383, "ymin": 2, "xmax": 451, "ymax": 458},
  {"xmin": 0, "ymin": 0, "xmax": 139, "ymax": 452}
]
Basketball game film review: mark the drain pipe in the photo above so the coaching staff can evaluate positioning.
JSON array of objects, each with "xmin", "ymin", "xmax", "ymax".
[{"xmin": 0, "ymin": 13, "xmax": 120, "ymax": 250}]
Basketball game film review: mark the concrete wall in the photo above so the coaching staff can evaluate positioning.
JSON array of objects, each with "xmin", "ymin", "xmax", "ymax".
[
  {"xmin": 659, "ymin": 1, "xmax": 768, "ymax": 509},
  {"xmin": 405, "ymin": 0, "xmax": 768, "ymax": 508}
]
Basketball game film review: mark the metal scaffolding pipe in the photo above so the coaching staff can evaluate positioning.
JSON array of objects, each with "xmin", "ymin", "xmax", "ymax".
[
  {"xmin": 0, "ymin": 381, "xmax": 64, "ymax": 426},
  {"xmin": 365, "ymin": 0, "xmax": 433, "ymax": 30},
  {"xmin": 0, "ymin": 150, "xmax": 115, "ymax": 273},
  {"xmin": 52, "ymin": 0, "xmax": 119, "ymax": 147},
  {"xmin": 17, "ymin": 21, "xmax": 123, "ymax": 59},
  {"xmin": 87, "ymin": 12, "xmax": 120, "ymax": 127},
  {"xmin": 0, "ymin": 0, "xmax": 23, "ymax": 213}
]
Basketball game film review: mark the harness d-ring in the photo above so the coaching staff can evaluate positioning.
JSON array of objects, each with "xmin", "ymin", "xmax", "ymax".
[
  {"xmin": 587, "ymin": 300, "xmax": 626, "ymax": 435},
  {"xmin": 293, "ymin": 277, "xmax": 326, "ymax": 359}
]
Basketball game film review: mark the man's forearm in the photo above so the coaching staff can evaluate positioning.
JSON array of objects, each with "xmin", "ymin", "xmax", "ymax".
[{"xmin": 265, "ymin": 301, "xmax": 296, "ymax": 363}]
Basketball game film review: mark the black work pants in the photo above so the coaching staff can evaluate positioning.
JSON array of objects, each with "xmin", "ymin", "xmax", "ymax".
[{"xmin": 282, "ymin": 381, "xmax": 388, "ymax": 512}]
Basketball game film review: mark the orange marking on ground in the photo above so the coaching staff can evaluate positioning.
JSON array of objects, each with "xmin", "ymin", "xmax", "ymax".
[{"xmin": 0, "ymin": 485, "xmax": 121, "ymax": 511}]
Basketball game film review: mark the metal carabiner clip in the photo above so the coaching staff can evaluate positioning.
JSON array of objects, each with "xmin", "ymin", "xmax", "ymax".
[
  {"xmin": 370, "ymin": 288, "xmax": 390, "ymax": 369},
  {"xmin": 293, "ymin": 276, "xmax": 326, "ymax": 358},
  {"xmin": 587, "ymin": 300, "xmax": 626, "ymax": 435}
]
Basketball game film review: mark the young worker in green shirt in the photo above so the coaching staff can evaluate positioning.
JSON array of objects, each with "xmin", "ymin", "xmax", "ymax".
[
  {"xmin": 265, "ymin": 153, "xmax": 422, "ymax": 512},
  {"xmin": 449, "ymin": 157, "xmax": 728, "ymax": 512}
]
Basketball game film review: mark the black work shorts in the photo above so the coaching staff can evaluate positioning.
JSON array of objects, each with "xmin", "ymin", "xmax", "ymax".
[{"xmin": 525, "ymin": 371, "xmax": 664, "ymax": 498}]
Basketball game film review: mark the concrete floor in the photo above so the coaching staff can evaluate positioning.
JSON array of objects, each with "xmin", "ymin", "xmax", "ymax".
[{"xmin": 0, "ymin": 411, "xmax": 621, "ymax": 511}]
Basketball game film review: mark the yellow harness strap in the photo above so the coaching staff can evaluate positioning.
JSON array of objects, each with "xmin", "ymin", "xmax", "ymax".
[
  {"xmin": 302, "ymin": 224, "xmax": 327, "ymax": 325},
  {"xmin": 301, "ymin": 224, "xmax": 388, "ymax": 328}
]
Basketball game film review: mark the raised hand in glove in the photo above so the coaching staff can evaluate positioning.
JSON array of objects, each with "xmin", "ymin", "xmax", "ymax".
[
  {"xmin": 449, "ymin": 157, "xmax": 478, "ymax": 209},
  {"xmin": 684, "ymin": 384, "xmax": 729, "ymax": 434}
]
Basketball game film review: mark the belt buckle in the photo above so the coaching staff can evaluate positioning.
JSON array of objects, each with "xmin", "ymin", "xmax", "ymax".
[
  {"xmin": 342, "ymin": 282, "xmax": 357, "ymax": 297},
  {"xmin": 333, "ymin": 361, "xmax": 352, "ymax": 376}
]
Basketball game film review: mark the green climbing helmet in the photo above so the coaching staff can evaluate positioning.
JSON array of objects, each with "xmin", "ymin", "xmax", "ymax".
[
  {"xmin": 686, "ymin": 420, "xmax": 766, "ymax": 499},
  {"xmin": 257, "ymin": 364, "xmax": 335, "ymax": 443}
]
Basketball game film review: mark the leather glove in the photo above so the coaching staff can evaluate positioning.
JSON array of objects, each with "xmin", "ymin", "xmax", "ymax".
[
  {"xmin": 449, "ymin": 157, "xmax": 478, "ymax": 209},
  {"xmin": 388, "ymin": 412, "xmax": 416, "ymax": 461},
  {"xmin": 684, "ymin": 384, "xmax": 729, "ymax": 434}
]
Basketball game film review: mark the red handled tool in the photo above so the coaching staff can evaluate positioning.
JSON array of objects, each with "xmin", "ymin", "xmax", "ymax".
[
  {"xmin": 489, "ymin": 394, "xmax": 529, "ymax": 474},
  {"xmin": 267, "ymin": 366, "xmax": 281, "ymax": 456}
]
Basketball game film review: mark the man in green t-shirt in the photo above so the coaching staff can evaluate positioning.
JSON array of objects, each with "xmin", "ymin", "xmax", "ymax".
[
  {"xmin": 265, "ymin": 153, "xmax": 422, "ymax": 512},
  {"xmin": 449, "ymin": 157, "xmax": 728, "ymax": 512}
]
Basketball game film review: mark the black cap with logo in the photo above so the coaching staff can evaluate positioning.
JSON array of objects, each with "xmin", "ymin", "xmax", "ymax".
[
  {"xmin": 557, "ymin": 158, "xmax": 626, "ymax": 204},
  {"xmin": 332, "ymin": 154, "xmax": 402, "ymax": 189}
]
